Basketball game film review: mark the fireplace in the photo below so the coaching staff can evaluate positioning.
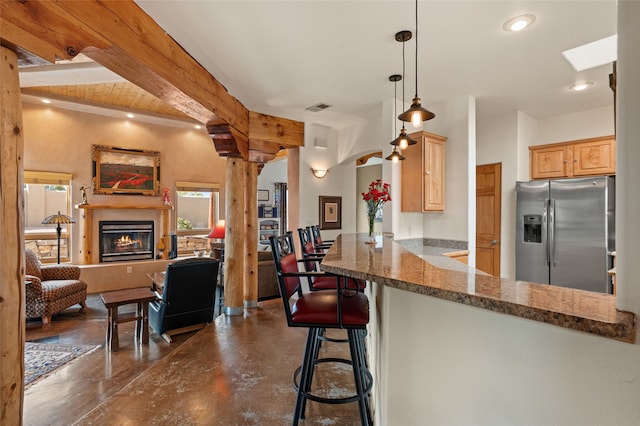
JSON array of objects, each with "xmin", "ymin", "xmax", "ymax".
[{"xmin": 99, "ymin": 221, "xmax": 154, "ymax": 263}]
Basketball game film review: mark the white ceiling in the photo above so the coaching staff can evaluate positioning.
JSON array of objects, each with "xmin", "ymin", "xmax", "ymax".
[
  {"xmin": 21, "ymin": 1, "xmax": 617, "ymax": 131},
  {"xmin": 134, "ymin": 0, "xmax": 617, "ymax": 130}
]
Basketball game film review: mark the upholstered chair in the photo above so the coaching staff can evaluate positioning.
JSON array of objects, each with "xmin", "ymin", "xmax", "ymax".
[
  {"xmin": 24, "ymin": 249, "xmax": 88, "ymax": 325},
  {"xmin": 149, "ymin": 257, "xmax": 220, "ymax": 341}
]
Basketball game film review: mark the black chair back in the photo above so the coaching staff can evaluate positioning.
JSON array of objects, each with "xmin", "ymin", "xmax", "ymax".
[
  {"xmin": 310, "ymin": 225, "xmax": 324, "ymax": 246},
  {"xmin": 297, "ymin": 228, "xmax": 322, "ymax": 271},
  {"xmin": 150, "ymin": 257, "xmax": 219, "ymax": 334},
  {"xmin": 269, "ymin": 232, "xmax": 301, "ymax": 298}
]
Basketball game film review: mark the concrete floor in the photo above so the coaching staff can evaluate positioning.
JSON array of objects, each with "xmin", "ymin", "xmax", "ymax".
[{"xmin": 24, "ymin": 294, "xmax": 365, "ymax": 425}]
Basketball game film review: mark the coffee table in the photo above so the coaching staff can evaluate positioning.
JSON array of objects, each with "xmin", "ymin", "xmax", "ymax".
[{"xmin": 100, "ymin": 287, "xmax": 157, "ymax": 351}]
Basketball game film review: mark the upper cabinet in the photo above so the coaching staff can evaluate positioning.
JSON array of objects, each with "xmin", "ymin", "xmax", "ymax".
[
  {"xmin": 401, "ymin": 131, "xmax": 447, "ymax": 212},
  {"xmin": 529, "ymin": 136, "xmax": 616, "ymax": 180}
]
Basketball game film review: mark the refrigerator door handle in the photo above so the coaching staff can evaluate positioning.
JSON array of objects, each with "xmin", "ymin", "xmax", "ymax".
[
  {"xmin": 543, "ymin": 199, "xmax": 549, "ymax": 266},
  {"xmin": 549, "ymin": 199, "xmax": 557, "ymax": 267}
]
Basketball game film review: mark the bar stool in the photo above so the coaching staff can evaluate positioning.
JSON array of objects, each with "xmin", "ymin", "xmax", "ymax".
[
  {"xmin": 270, "ymin": 232, "xmax": 372, "ymax": 426},
  {"xmin": 309, "ymin": 225, "xmax": 334, "ymax": 252},
  {"xmin": 297, "ymin": 227, "xmax": 366, "ymax": 292}
]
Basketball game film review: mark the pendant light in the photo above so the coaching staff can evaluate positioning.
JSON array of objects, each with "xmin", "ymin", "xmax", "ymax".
[
  {"xmin": 385, "ymin": 146, "xmax": 406, "ymax": 163},
  {"xmin": 398, "ymin": 0, "xmax": 435, "ymax": 127},
  {"xmin": 391, "ymin": 30, "xmax": 416, "ymax": 150},
  {"xmin": 386, "ymin": 74, "xmax": 407, "ymax": 162}
]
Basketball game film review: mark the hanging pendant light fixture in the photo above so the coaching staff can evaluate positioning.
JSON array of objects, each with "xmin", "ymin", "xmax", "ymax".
[
  {"xmin": 392, "ymin": 30, "xmax": 416, "ymax": 150},
  {"xmin": 386, "ymin": 74, "xmax": 407, "ymax": 162},
  {"xmin": 386, "ymin": 74, "xmax": 407, "ymax": 163},
  {"xmin": 385, "ymin": 146, "xmax": 406, "ymax": 163},
  {"xmin": 398, "ymin": 0, "xmax": 435, "ymax": 127}
]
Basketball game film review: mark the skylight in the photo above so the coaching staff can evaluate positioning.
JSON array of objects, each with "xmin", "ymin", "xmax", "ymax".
[{"xmin": 562, "ymin": 35, "xmax": 617, "ymax": 72}]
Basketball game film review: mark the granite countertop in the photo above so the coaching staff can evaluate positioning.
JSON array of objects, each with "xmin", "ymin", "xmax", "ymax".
[{"xmin": 320, "ymin": 233, "xmax": 636, "ymax": 343}]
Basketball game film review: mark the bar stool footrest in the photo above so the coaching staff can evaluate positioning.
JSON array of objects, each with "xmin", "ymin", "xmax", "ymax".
[{"xmin": 292, "ymin": 357, "xmax": 373, "ymax": 405}]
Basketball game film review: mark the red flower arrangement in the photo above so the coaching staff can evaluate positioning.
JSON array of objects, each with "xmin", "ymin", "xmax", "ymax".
[{"xmin": 361, "ymin": 180, "xmax": 391, "ymax": 236}]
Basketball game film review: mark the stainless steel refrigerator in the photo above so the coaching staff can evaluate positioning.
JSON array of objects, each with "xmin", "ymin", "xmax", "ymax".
[{"xmin": 515, "ymin": 176, "xmax": 615, "ymax": 293}]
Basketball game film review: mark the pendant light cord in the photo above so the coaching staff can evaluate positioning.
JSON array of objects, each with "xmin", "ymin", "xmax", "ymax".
[
  {"xmin": 394, "ymin": 80, "xmax": 398, "ymax": 135},
  {"xmin": 414, "ymin": 0, "xmax": 419, "ymax": 98},
  {"xmin": 402, "ymin": 39, "xmax": 407, "ymax": 126}
]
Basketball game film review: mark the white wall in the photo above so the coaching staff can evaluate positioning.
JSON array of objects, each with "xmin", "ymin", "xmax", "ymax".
[
  {"xmin": 536, "ymin": 105, "xmax": 614, "ymax": 145},
  {"xmin": 517, "ymin": 112, "xmax": 538, "ymax": 181},
  {"xmin": 356, "ymin": 164, "xmax": 382, "ymax": 233},
  {"xmin": 477, "ymin": 111, "xmax": 518, "ymax": 278},
  {"xmin": 374, "ymin": 283, "xmax": 640, "ymax": 426},
  {"xmin": 616, "ymin": 0, "xmax": 640, "ymax": 328},
  {"xmin": 257, "ymin": 159, "xmax": 287, "ymax": 208},
  {"xmin": 298, "ymin": 122, "xmax": 362, "ymax": 241},
  {"xmin": 422, "ymin": 96, "xmax": 474, "ymax": 243}
]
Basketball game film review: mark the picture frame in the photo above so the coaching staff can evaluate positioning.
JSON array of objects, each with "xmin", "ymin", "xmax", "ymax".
[
  {"xmin": 257, "ymin": 189, "xmax": 270, "ymax": 202},
  {"xmin": 319, "ymin": 196, "xmax": 342, "ymax": 230},
  {"xmin": 92, "ymin": 145, "xmax": 160, "ymax": 196}
]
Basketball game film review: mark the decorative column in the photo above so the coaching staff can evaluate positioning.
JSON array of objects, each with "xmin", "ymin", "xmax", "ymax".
[
  {"xmin": 224, "ymin": 157, "xmax": 247, "ymax": 315},
  {"xmin": 244, "ymin": 162, "xmax": 259, "ymax": 308},
  {"xmin": 0, "ymin": 44, "xmax": 26, "ymax": 424}
]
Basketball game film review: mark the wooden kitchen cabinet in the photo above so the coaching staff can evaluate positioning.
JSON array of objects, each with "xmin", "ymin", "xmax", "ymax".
[
  {"xmin": 573, "ymin": 137, "xmax": 616, "ymax": 176},
  {"xmin": 401, "ymin": 131, "xmax": 447, "ymax": 212},
  {"xmin": 529, "ymin": 136, "xmax": 615, "ymax": 180}
]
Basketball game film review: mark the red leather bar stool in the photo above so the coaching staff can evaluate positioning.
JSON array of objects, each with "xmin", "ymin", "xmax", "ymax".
[
  {"xmin": 309, "ymin": 225, "xmax": 333, "ymax": 253},
  {"xmin": 270, "ymin": 232, "xmax": 372, "ymax": 426},
  {"xmin": 297, "ymin": 227, "xmax": 366, "ymax": 292}
]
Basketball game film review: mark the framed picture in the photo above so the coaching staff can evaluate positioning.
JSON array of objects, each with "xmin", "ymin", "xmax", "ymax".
[
  {"xmin": 92, "ymin": 145, "xmax": 160, "ymax": 196},
  {"xmin": 319, "ymin": 196, "xmax": 342, "ymax": 230},
  {"xmin": 257, "ymin": 189, "xmax": 270, "ymax": 202}
]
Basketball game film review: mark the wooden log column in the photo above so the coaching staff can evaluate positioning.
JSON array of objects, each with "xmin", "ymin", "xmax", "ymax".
[
  {"xmin": 244, "ymin": 162, "xmax": 259, "ymax": 308},
  {"xmin": 224, "ymin": 158, "xmax": 247, "ymax": 315},
  {"xmin": 0, "ymin": 44, "xmax": 26, "ymax": 425}
]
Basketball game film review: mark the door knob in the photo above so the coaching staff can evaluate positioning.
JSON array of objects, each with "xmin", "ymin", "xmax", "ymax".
[{"xmin": 491, "ymin": 240, "xmax": 497, "ymax": 245}]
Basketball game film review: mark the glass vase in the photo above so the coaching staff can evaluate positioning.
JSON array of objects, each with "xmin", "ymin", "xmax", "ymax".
[{"xmin": 366, "ymin": 214, "xmax": 376, "ymax": 243}]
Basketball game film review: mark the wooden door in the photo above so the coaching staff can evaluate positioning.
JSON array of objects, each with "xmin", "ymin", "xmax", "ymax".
[{"xmin": 476, "ymin": 163, "xmax": 501, "ymax": 276}]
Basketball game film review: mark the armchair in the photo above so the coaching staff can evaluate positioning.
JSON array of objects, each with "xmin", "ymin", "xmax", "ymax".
[
  {"xmin": 149, "ymin": 257, "xmax": 219, "ymax": 341},
  {"xmin": 25, "ymin": 249, "xmax": 87, "ymax": 325}
]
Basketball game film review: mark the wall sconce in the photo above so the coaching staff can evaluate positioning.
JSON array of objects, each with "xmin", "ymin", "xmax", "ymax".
[{"xmin": 311, "ymin": 168, "xmax": 329, "ymax": 179}]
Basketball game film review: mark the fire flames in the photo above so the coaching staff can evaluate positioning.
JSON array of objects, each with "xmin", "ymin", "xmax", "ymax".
[{"xmin": 113, "ymin": 234, "xmax": 141, "ymax": 251}]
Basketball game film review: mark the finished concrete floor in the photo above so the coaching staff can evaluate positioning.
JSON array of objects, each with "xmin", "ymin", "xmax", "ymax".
[{"xmin": 24, "ymin": 295, "xmax": 365, "ymax": 425}]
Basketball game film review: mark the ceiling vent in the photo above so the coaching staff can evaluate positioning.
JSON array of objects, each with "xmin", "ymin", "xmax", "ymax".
[
  {"xmin": 305, "ymin": 103, "xmax": 332, "ymax": 112},
  {"xmin": 314, "ymin": 138, "xmax": 328, "ymax": 149}
]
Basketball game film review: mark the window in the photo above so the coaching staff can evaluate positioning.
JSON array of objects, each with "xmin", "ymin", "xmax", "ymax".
[
  {"xmin": 175, "ymin": 181, "xmax": 221, "ymax": 254},
  {"xmin": 24, "ymin": 171, "xmax": 73, "ymax": 263}
]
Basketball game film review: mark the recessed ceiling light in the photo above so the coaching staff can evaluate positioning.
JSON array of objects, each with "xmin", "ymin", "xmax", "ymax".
[
  {"xmin": 569, "ymin": 82, "xmax": 594, "ymax": 91},
  {"xmin": 126, "ymin": 113, "xmax": 135, "ymax": 119},
  {"xmin": 503, "ymin": 14, "xmax": 536, "ymax": 32},
  {"xmin": 41, "ymin": 99, "xmax": 51, "ymax": 104},
  {"xmin": 194, "ymin": 125, "xmax": 202, "ymax": 130}
]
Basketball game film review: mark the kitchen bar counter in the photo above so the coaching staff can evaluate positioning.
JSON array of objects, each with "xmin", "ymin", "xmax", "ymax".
[{"xmin": 321, "ymin": 233, "xmax": 636, "ymax": 343}]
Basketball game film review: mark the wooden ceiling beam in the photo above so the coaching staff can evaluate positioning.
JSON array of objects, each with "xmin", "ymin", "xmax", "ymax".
[{"xmin": 0, "ymin": 0, "xmax": 304, "ymax": 161}]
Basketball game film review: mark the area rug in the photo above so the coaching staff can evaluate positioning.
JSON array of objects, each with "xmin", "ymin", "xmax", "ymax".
[{"xmin": 24, "ymin": 342, "xmax": 100, "ymax": 389}]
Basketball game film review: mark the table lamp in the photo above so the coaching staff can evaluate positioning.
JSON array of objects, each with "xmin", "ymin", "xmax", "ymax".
[
  {"xmin": 208, "ymin": 220, "xmax": 226, "ymax": 255},
  {"xmin": 41, "ymin": 210, "xmax": 76, "ymax": 264}
]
